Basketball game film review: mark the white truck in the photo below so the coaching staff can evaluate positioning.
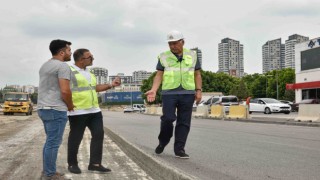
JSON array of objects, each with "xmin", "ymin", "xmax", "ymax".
[{"xmin": 132, "ymin": 104, "xmax": 146, "ymax": 112}]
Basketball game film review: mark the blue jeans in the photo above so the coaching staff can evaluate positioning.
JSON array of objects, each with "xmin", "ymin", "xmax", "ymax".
[{"xmin": 38, "ymin": 109, "xmax": 67, "ymax": 176}]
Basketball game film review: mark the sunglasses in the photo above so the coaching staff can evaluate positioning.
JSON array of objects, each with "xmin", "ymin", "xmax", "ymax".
[{"xmin": 82, "ymin": 55, "xmax": 94, "ymax": 60}]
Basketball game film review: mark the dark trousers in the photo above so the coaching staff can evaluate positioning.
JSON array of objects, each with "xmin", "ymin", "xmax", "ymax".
[
  {"xmin": 159, "ymin": 94, "xmax": 194, "ymax": 153},
  {"xmin": 67, "ymin": 111, "xmax": 104, "ymax": 166}
]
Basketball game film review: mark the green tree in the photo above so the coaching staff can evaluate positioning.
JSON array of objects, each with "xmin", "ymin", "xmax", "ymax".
[
  {"xmin": 241, "ymin": 73, "xmax": 262, "ymax": 97},
  {"xmin": 283, "ymin": 90, "xmax": 295, "ymax": 102},
  {"xmin": 30, "ymin": 92, "xmax": 38, "ymax": 104},
  {"xmin": 140, "ymin": 72, "xmax": 162, "ymax": 105},
  {"xmin": 250, "ymin": 75, "xmax": 266, "ymax": 98},
  {"xmin": 229, "ymin": 79, "xmax": 249, "ymax": 100},
  {"xmin": 279, "ymin": 68, "xmax": 295, "ymax": 100},
  {"xmin": 201, "ymin": 71, "xmax": 238, "ymax": 95},
  {"xmin": 267, "ymin": 68, "xmax": 295, "ymax": 99},
  {"xmin": 0, "ymin": 89, "xmax": 3, "ymax": 103}
]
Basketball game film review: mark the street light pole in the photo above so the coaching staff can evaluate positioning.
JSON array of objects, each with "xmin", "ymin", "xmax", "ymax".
[
  {"xmin": 276, "ymin": 69, "xmax": 279, "ymax": 100},
  {"xmin": 265, "ymin": 75, "xmax": 273, "ymax": 98},
  {"xmin": 266, "ymin": 78, "xmax": 267, "ymax": 98},
  {"xmin": 130, "ymin": 84, "xmax": 132, "ymax": 107}
]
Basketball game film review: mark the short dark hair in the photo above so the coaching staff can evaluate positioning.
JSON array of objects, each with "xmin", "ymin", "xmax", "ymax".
[
  {"xmin": 49, "ymin": 39, "xmax": 72, "ymax": 55},
  {"xmin": 73, "ymin": 48, "xmax": 89, "ymax": 62}
]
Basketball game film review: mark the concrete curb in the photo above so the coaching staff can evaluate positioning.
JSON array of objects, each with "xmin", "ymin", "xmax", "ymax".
[
  {"xmin": 145, "ymin": 112, "xmax": 320, "ymax": 127},
  {"xmin": 198, "ymin": 117, "xmax": 320, "ymax": 127},
  {"xmin": 224, "ymin": 118, "xmax": 320, "ymax": 127},
  {"xmin": 104, "ymin": 127, "xmax": 197, "ymax": 180}
]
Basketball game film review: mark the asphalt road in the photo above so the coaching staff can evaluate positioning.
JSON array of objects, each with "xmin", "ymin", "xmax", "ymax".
[
  {"xmin": 250, "ymin": 111, "xmax": 298, "ymax": 119},
  {"xmin": 103, "ymin": 111, "xmax": 320, "ymax": 180}
]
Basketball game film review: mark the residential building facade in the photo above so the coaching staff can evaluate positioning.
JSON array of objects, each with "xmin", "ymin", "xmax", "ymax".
[
  {"xmin": 109, "ymin": 73, "xmax": 133, "ymax": 84},
  {"xmin": 23, "ymin": 85, "xmax": 35, "ymax": 94},
  {"xmin": 90, "ymin": 67, "xmax": 108, "ymax": 85},
  {"xmin": 132, "ymin": 70, "xmax": 152, "ymax": 83},
  {"xmin": 285, "ymin": 34, "xmax": 309, "ymax": 69},
  {"xmin": 218, "ymin": 38, "xmax": 244, "ymax": 77},
  {"xmin": 190, "ymin": 47, "xmax": 202, "ymax": 67},
  {"xmin": 262, "ymin": 38, "xmax": 285, "ymax": 73}
]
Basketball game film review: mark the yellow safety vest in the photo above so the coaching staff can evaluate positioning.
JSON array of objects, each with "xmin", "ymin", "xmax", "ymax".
[
  {"xmin": 69, "ymin": 66, "xmax": 99, "ymax": 109},
  {"xmin": 159, "ymin": 48, "xmax": 197, "ymax": 90}
]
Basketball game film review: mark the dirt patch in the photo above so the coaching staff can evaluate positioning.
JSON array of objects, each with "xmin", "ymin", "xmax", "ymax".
[
  {"xmin": 0, "ymin": 112, "xmax": 153, "ymax": 180},
  {"xmin": 0, "ymin": 113, "xmax": 43, "ymax": 180}
]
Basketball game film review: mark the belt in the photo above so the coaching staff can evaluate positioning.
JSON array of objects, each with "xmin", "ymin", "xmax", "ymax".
[{"xmin": 41, "ymin": 107, "xmax": 54, "ymax": 109}]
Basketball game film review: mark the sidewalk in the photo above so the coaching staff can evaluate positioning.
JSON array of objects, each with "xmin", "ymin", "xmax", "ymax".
[
  {"xmin": 56, "ymin": 125, "xmax": 153, "ymax": 180},
  {"xmin": 0, "ymin": 114, "xmax": 153, "ymax": 180}
]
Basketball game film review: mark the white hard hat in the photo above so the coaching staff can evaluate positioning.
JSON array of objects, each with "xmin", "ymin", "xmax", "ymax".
[{"xmin": 167, "ymin": 30, "xmax": 184, "ymax": 42}]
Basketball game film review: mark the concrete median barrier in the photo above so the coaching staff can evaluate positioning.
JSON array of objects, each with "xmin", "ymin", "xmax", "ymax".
[
  {"xmin": 145, "ymin": 106, "xmax": 158, "ymax": 115},
  {"xmin": 208, "ymin": 105, "xmax": 224, "ymax": 119},
  {"xmin": 226, "ymin": 105, "xmax": 248, "ymax": 119},
  {"xmin": 150, "ymin": 106, "xmax": 157, "ymax": 115},
  {"xmin": 156, "ymin": 107, "xmax": 163, "ymax": 115},
  {"xmin": 193, "ymin": 105, "xmax": 209, "ymax": 118},
  {"xmin": 145, "ymin": 107, "xmax": 152, "ymax": 114},
  {"xmin": 295, "ymin": 104, "xmax": 320, "ymax": 122}
]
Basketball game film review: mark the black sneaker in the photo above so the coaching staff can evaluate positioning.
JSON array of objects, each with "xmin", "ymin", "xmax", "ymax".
[
  {"xmin": 175, "ymin": 151, "xmax": 190, "ymax": 159},
  {"xmin": 88, "ymin": 164, "xmax": 111, "ymax": 173},
  {"xmin": 155, "ymin": 144, "xmax": 165, "ymax": 154},
  {"xmin": 68, "ymin": 165, "xmax": 81, "ymax": 174}
]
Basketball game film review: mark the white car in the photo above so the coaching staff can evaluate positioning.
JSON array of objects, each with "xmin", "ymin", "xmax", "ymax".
[
  {"xmin": 123, "ymin": 106, "xmax": 134, "ymax": 113},
  {"xmin": 249, "ymin": 98, "xmax": 291, "ymax": 114}
]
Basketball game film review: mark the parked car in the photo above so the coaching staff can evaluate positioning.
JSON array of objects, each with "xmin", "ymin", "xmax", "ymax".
[
  {"xmin": 249, "ymin": 98, "xmax": 291, "ymax": 114},
  {"xmin": 279, "ymin": 100, "xmax": 294, "ymax": 111},
  {"xmin": 279, "ymin": 100, "xmax": 293, "ymax": 105},
  {"xmin": 291, "ymin": 99, "xmax": 320, "ymax": 112},
  {"xmin": 194, "ymin": 96, "xmax": 212, "ymax": 107},
  {"xmin": 123, "ymin": 106, "xmax": 134, "ymax": 113},
  {"xmin": 203, "ymin": 95, "xmax": 239, "ymax": 113}
]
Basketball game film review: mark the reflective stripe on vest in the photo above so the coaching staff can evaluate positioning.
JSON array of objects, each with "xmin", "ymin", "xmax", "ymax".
[
  {"xmin": 159, "ymin": 48, "xmax": 197, "ymax": 90},
  {"xmin": 69, "ymin": 66, "xmax": 99, "ymax": 109}
]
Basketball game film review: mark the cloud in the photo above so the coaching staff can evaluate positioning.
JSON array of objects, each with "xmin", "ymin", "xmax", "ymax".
[
  {"xmin": 262, "ymin": 1, "xmax": 320, "ymax": 17},
  {"xmin": 19, "ymin": 1, "xmax": 165, "ymax": 46},
  {"xmin": 0, "ymin": 0, "xmax": 320, "ymax": 89}
]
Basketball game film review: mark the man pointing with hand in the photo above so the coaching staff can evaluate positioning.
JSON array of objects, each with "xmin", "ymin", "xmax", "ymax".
[{"xmin": 67, "ymin": 48, "xmax": 121, "ymax": 174}]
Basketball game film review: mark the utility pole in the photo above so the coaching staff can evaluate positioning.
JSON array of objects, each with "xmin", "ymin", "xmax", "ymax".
[
  {"xmin": 276, "ymin": 69, "xmax": 279, "ymax": 100},
  {"xmin": 265, "ymin": 74, "xmax": 273, "ymax": 98},
  {"xmin": 130, "ymin": 84, "xmax": 132, "ymax": 107}
]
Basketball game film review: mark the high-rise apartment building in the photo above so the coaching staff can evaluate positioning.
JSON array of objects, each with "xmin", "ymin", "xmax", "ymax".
[
  {"xmin": 190, "ymin": 47, "xmax": 202, "ymax": 67},
  {"xmin": 218, "ymin": 38, "xmax": 244, "ymax": 77},
  {"xmin": 262, "ymin": 38, "xmax": 285, "ymax": 73},
  {"xmin": 132, "ymin": 70, "xmax": 152, "ymax": 83},
  {"xmin": 285, "ymin": 34, "xmax": 309, "ymax": 69},
  {"xmin": 91, "ymin": 67, "xmax": 108, "ymax": 84}
]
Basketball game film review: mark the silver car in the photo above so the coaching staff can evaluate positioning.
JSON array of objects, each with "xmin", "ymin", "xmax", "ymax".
[{"xmin": 203, "ymin": 95, "xmax": 239, "ymax": 113}]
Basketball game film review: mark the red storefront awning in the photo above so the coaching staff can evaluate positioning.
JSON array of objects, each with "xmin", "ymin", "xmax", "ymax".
[{"xmin": 286, "ymin": 81, "xmax": 320, "ymax": 90}]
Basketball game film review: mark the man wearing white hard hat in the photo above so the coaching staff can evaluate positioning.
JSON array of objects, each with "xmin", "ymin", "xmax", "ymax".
[{"xmin": 145, "ymin": 30, "xmax": 202, "ymax": 159}]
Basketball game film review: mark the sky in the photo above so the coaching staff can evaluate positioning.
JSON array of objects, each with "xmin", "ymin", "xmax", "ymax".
[{"xmin": 0, "ymin": 0, "xmax": 319, "ymax": 88}]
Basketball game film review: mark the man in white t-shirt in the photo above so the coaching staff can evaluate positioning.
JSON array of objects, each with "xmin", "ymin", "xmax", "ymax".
[{"xmin": 67, "ymin": 48, "xmax": 121, "ymax": 174}]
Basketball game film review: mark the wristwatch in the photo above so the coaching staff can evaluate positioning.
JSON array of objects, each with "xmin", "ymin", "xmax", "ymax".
[{"xmin": 195, "ymin": 89, "xmax": 202, "ymax": 92}]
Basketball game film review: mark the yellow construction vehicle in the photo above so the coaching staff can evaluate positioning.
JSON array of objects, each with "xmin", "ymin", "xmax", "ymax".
[{"xmin": 3, "ymin": 92, "xmax": 33, "ymax": 115}]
